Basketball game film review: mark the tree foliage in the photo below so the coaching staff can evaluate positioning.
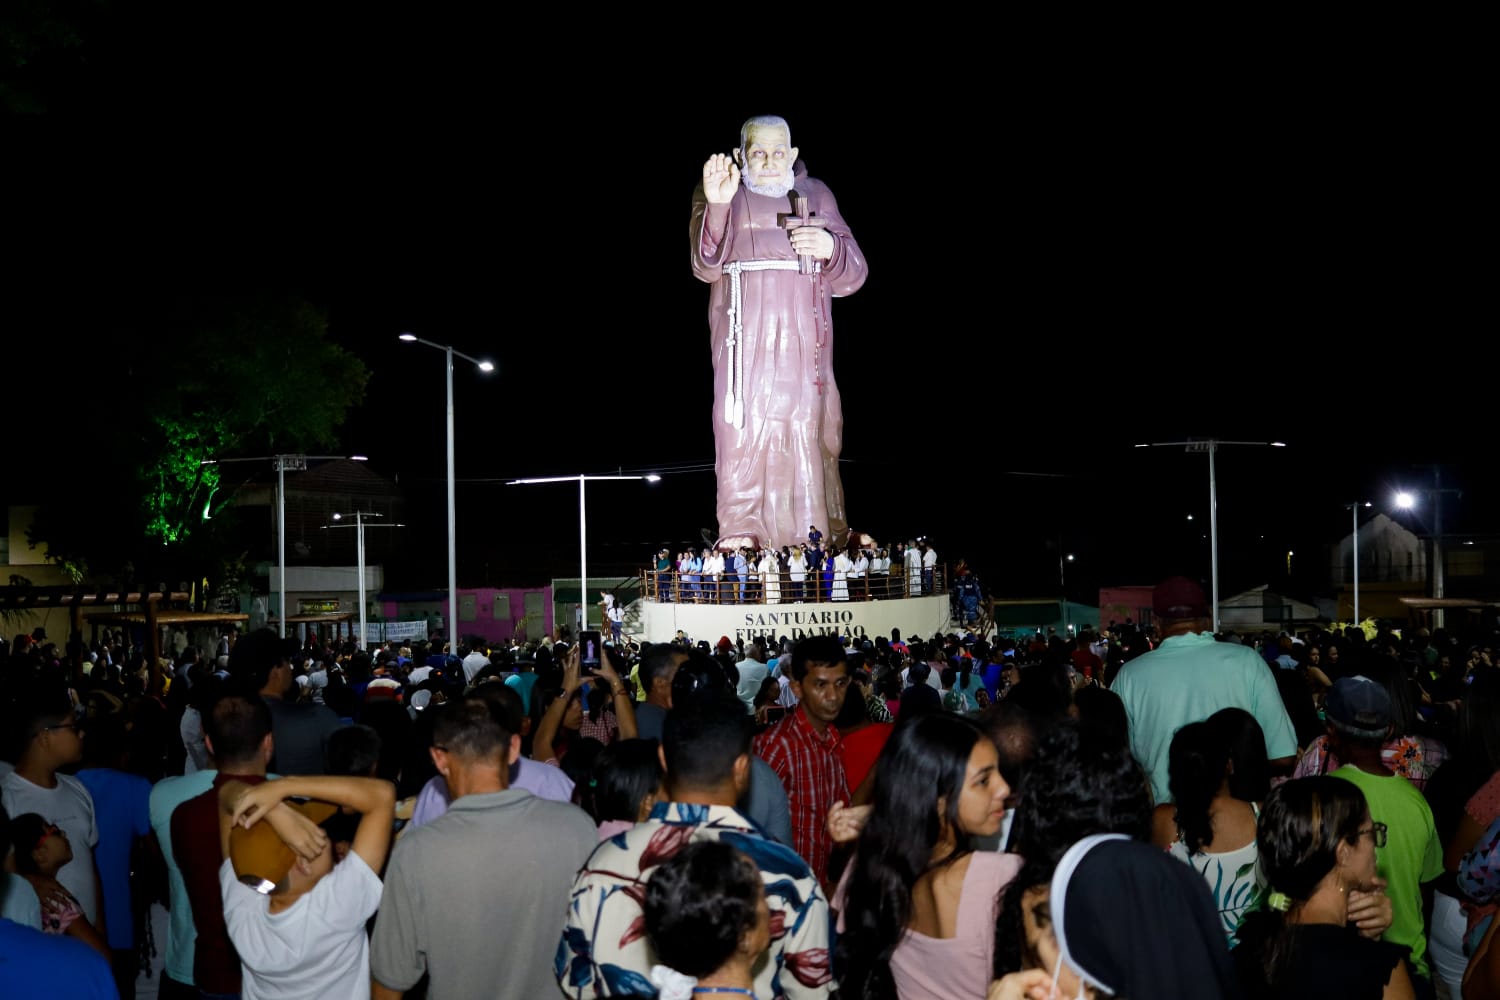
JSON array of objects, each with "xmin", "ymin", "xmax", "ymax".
[{"xmin": 24, "ymin": 294, "xmax": 368, "ymax": 586}]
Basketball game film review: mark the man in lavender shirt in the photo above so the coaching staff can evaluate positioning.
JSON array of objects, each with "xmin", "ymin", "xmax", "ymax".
[{"xmin": 408, "ymin": 682, "xmax": 573, "ymax": 827}]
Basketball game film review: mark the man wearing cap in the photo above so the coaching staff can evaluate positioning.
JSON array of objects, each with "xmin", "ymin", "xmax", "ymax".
[
  {"xmin": 217, "ymin": 772, "xmax": 394, "ymax": 1000},
  {"xmin": 1326, "ymin": 675, "xmax": 1444, "ymax": 992},
  {"xmin": 1109, "ymin": 576, "xmax": 1298, "ymax": 807}
]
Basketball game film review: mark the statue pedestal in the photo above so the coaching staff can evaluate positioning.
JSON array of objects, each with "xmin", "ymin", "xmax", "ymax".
[{"xmin": 637, "ymin": 594, "xmax": 953, "ymax": 647}]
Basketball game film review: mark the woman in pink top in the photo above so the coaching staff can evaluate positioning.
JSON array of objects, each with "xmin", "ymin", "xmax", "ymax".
[{"xmin": 832, "ymin": 714, "xmax": 1020, "ymax": 1000}]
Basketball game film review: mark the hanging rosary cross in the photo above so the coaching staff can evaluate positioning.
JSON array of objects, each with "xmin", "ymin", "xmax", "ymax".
[{"xmin": 778, "ymin": 195, "xmax": 828, "ymax": 275}]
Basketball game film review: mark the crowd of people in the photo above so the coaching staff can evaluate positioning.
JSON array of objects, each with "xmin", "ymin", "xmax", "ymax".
[
  {"xmin": 651, "ymin": 530, "xmax": 944, "ymax": 605},
  {"xmin": 5, "ymin": 572, "xmax": 1500, "ymax": 998}
]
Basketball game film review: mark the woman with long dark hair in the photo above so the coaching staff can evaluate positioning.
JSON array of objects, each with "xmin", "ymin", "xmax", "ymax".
[
  {"xmin": 1233, "ymin": 777, "xmax": 1413, "ymax": 1000},
  {"xmin": 991, "ymin": 718, "xmax": 1154, "ymax": 980},
  {"xmin": 1151, "ymin": 720, "xmax": 1262, "ymax": 944},
  {"xmin": 584, "ymin": 738, "xmax": 664, "ymax": 842},
  {"xmin": 832, "ymin": 713, "xmax": 1015, "ymax": 1000}
]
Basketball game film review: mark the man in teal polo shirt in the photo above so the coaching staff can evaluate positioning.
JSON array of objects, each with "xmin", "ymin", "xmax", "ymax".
[
  {"xmin": 149, "ymin": 769, "xmax": 215, "ymax": 998},
  {"xmin": 1110, "ymin": 576, "xmax": 1298, "ymax": 806}
]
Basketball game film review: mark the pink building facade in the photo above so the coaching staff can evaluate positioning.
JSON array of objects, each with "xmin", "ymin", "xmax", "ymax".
[{"xmin": 378, "ymin": 585, "xmax": 553, "ymax": 645}]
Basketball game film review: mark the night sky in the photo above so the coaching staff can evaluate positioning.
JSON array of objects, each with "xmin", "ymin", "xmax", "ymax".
[{"xmin": 7, "ymin": 16, "xmax": 1490, "ymax": 603}]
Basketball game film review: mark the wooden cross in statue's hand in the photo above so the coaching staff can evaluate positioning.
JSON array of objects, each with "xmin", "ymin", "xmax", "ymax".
[{"xmin": 778, "ymin": 195, "xmax": 827, "ymax": 275}]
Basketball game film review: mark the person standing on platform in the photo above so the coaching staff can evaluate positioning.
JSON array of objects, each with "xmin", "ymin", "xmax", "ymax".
[
  {"xmin": 608, "ymin": 599, "xmax": 625, "ymax": 643},
  {"xmin": 760, "ymin": 548, "xmax": 782, "ymax": 605},
  {"xmin": 831, "ymin": 548, "xmax": 852, "ymax": 602},
  {"xmin": 787, "ymin": 544, "xmax": 808, "ymax": 603},
  {"xmin": 655, "ymin": 549, "xmax": 673, "ymax": 602},
  {"xmin": 905, "ymin": 540, "xmax": 922, "ymax": 597}
]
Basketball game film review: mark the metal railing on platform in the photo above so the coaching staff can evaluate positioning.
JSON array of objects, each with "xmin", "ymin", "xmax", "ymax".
[{"xmin": 639, "ymin": 566, "xmax": 948, "ymax": 604}]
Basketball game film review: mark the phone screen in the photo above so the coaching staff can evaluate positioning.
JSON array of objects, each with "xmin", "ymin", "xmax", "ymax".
[{"xmin": 579, "ymin": 631, "xmax": 602, "ymax": 674}]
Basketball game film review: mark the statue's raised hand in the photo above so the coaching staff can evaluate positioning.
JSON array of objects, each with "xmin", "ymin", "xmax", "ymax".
[{"xmin": 702, "ymin": 153, "xmax": 739, "ymax": 204}]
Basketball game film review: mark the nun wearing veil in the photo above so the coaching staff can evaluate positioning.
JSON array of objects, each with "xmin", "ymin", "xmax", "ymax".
[{"xmin": 990, "ymin": 833, "xmax": 1242, "ymax": 1000}]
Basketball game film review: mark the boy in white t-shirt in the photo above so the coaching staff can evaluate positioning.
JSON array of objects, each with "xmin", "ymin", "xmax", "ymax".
[{"xmin": 217, "ymin": 774, "xmax": 395, "ymax": 1000}]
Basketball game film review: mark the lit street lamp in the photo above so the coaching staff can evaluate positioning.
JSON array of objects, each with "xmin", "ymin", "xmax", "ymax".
[
  {"xmin": 1134, "ymin": 439, "xmax": 1286, "ymax": 633},
  {"xmin": 322, "ymin": 511, "xmax": 403, "ymax": 649},
  {"xmin": 1394, "ymin": 469, "xmax": 1462, "ymax": 629},
  {"xmin": 1059, "ymin": 552, "xmax": 1075, "ymax": 632},
  {"xmin": 507, "ymin": 474, "xmax": 661, "ymax": 634},
  {"xmin": 400, "ymin": 333, "xmax": 495, "ymax": 640}
]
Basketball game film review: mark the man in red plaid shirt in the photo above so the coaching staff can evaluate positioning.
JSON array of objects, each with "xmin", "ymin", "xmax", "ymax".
[{"xmin": 752, "ymin": 634, "xmax": 851, "ymax": 886}]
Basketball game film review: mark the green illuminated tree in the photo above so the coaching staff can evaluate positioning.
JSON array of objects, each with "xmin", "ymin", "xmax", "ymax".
[{"xmin": 24, "ymin": 294, "xmax": 368, "ymax": 586}]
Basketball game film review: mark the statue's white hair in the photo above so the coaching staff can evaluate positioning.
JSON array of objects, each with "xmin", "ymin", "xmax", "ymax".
[{"xmin": 739, "ymin": 115, "xmax": 792, "ymax": 153}]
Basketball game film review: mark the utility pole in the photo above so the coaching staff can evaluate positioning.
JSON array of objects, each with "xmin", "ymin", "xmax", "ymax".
[
  {"xmin": 1413, "ymin": 465, "xmax": 1461, "ymax": 630},
  {"xmin": 1134, "ymin": 439, "xmax": 1287, "ymax": 633}
]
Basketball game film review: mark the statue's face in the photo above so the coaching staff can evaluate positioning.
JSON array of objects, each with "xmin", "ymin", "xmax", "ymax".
[{"xmin": 737, "ymin": 124, "xmax": 797, "ymax": 189}]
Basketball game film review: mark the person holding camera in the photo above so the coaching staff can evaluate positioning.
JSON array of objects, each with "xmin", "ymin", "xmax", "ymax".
[{"xmin": 532, "ymin": 643, "xmax": 637, "ymax": 769}]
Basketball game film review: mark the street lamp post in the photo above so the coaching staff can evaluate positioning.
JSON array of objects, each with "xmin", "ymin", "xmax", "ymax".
[
  {"xmin": 508, "ymin": 474, "xmax": 661, "ymax": 636},
  {"xmin": 1346, "ymin": 501, "xmax": 1371, "ymax": 625},
  {"xmin": 274, "ymin": 455, "xmax": 304, "ymax": 638},
  {"xmin": 400, "ymin": 334, "xmax": 495, "ymax": 641},
  {"xmin": 323, "ymin": 511, "xmax": 403, "ymax": 649},
  {"xmin": 1396, "ymin": 467, "xmax": 1462, "ymax": 629},
  {"xmin": 202, "ymin": 453, "xmax": 366, "ymax": 637},
  {"xmin": 1134, "ymin": 439, "xmax": 1286, "ymax": 633},
  {"xmin": 1059, "ymin": 552, "xmax": 1074, "ymax": 632}
]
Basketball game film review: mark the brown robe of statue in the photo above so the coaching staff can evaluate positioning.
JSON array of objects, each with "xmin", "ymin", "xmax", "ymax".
[{"xmin": 690, "ymin": 160, "xmax": 868, "ymax": 550}]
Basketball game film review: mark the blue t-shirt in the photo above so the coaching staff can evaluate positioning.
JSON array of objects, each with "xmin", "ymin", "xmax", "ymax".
[
  {"xmin": 77, "ymin": 767, "xmax": 153, "ymax": 950},
  {"xmin": 982, "ymin": 662, "xmax": 1005, "ymax": 701},
  {"xmin": 0, "ymin": 917, "xmax": 116, "ymax": 998}
]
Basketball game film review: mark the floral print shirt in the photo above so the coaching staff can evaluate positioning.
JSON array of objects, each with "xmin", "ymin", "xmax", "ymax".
[
  {"xmin": 1290, "ymin": 733, "xmax": 1446, "ymax": 792},
  {"xmin": 557, "ymin": 802, "xmax": 832, "ymax": 999},
  {"xmin": 38, "ymin": 883, "xmax": 84, "ymax": 934}
]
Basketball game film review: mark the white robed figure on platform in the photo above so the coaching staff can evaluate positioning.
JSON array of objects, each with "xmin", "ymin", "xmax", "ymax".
[
  {"xmin": 760, "ymin": 550, "xmax": 782, "ymax": 604},
  {"xmin": 832, "ymin": 549, "xmax": 852, "ymax": 602}
]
